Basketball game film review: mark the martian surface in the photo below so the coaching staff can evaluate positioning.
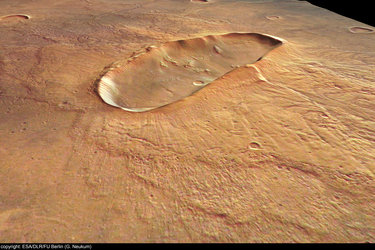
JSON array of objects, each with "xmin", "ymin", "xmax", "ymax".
[{"xmin": 0, "ymin": 0, "xmax": 375, "ymax": 243}]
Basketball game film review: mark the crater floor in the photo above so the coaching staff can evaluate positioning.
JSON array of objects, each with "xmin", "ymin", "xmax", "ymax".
[{"xmin": 98, "ymin": 32, "xmax": 282, "ymax": 111}]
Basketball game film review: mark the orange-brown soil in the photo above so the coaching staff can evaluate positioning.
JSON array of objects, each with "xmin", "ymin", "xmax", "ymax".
[{"xmin": 0, "ymin": 0, "xmax": 375, "ymax": 243}]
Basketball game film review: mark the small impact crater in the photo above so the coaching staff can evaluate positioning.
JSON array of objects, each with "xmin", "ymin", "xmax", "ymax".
[
  {"xmin": 97, "ymin": 32, "xmax": 283, "ymax": 112},
  {"xmin": 192, "ymin": 80, "xmax": 207, "ymax": 86},
  {"xmin": 0, "ymin": 14, "xmax": 30, "ymax": 21},
  {"xmin": 249, "ymin": 142, "xmax": 262, "ymax": 150},
  {"xmin": 191, "ymin": 0, "xmax": 210, "ymax": 3},
  {"xmin": 266, "ymin": 15, "xmax": 281, "ymax": 20},
  {"xmin": 348, "ymin": 26, "xmax": 374, "ymax": 34}
]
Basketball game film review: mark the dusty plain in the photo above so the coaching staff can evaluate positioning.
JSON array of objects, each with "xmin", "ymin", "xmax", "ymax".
[{"xmin": 1, "ymin": 0, "xmax": 375, "ymax": 243}]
